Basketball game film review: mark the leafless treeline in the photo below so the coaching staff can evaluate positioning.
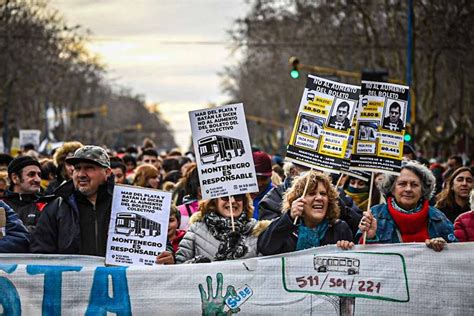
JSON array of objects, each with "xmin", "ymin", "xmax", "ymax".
[
  {"xmin": 223, "ymin": 0, "xmax": 473, "ymax": 158},
  {"xmin": 0, "ymin": 0, "xmax": 175, "ymax": 151}
]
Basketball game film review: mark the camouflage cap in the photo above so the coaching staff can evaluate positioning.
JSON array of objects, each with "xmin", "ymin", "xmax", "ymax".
[{"xmin": 65, "ymin": 145, "xmax": 110, "ymax": 168}]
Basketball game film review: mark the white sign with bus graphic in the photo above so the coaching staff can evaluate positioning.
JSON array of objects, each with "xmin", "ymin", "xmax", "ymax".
[
  {"xmin": 189, "ymin": 103, "xmax": 258, "ymax": 200},
  {"xmin": 105, "ymin": 184, "xmax": 172, "ymax": 267}
]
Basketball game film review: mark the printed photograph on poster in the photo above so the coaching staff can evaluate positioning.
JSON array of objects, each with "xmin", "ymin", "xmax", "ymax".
[
  {"xmin": 286, "ymin": 75, "xmax": 361, "ymax": 174},
  {"xmin": 106, "ymin": 184, "xmax": 172, "ymax": 267},
  {"xmin": 358, "ymin": 122, "xmax": 377, "ymax": 142},
  {"xmin": 298, "ymin": 114, "xmax": 324, "ymax": 138},
  {"xmin": 350, "ymin": 80, "xmax": 410, "ymax": 174},
  {"xmin": 382, "ymin": 100, "xmax": 406, "ymax": 132},
  {"xmin": 189, "ymin": 103, "xmax": 258, "ymax": 200},
  {"xmin": 326, "ymin": 100, "xmax": 355, "ymax": 131}
]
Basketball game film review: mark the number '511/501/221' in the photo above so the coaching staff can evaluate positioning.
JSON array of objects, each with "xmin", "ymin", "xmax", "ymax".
[{"xmin": 295, "ymin": 276, "xmax": 382, "ymax": 293}]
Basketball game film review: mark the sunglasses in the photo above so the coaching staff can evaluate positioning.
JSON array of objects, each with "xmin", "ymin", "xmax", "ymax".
[{"xmin": 220, "ymin": 194, "xmax": 245, "ymax": 202}]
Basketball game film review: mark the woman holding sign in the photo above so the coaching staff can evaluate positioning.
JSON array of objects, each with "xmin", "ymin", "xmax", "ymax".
[
  {"xmin": 175, "ymin": 194, "xmax": 270, "ymax": 263},
  {"xmin": 357, "ymin": 160, "xmax": 457, "ymax": 251},
  {"xmin": 257, "ymin": 171, "xmax": 354, "ymax": 256}
]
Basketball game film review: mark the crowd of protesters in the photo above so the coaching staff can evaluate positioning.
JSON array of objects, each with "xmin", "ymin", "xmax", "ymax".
[{"xmin": 0, "ymin": 138, "xmax": 473, "ymax": 265}]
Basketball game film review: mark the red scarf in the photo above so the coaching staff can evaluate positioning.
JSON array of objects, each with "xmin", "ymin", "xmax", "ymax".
[{"xmin": 387, "ymin": 197, "xmax": 430, "ymax": 242}]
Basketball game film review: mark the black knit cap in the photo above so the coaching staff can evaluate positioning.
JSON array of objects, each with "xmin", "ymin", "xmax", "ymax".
[{"xmin": 7, "ymin": 156, "xmax": 41, "ymax": 177}]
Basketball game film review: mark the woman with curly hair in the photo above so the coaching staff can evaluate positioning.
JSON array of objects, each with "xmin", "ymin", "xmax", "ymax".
[
  {"xmin": 132, "ymin": 164, "xmax": 160, "ymax": 189},
  {"xmin": 176, "ymin": 193, "xmax": 269, "ymax": 263},
  {"xmin": 258, "ymin": 171, "xmax": 354, "ymax": 256},
  {"xmin": 358, "ymin": 160, "xmax": 457, "ymax": 251},
  {"xmin": 435, "ymin": 167, "xmax": 473, "ymax": 223}
]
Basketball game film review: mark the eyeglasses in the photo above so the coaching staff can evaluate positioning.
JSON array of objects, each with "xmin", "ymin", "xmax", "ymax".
[{"xmin": 220, "ymin": 194, "xmax": 245, "ymax": 202}]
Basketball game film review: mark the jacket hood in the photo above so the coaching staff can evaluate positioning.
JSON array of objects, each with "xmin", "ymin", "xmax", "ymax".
[{"xmin": 189, "ymin": 211, "xmax": 271, "ymax": 237}]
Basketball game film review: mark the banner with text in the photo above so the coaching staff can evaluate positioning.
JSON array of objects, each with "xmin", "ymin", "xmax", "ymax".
[
  {"xmin": 105, "ymin": 184, "xmax": 172, "ymax": 266},
  {"xmin": 189, "ymin": 103, "xmax": 258, "ymax": 200},
  {"xmin": 1, "ymin": 243, "xmax": 473, "ymax": 315},
  {"xmin": 286, "ymin": 75, "xmax": 360, "ymax": 173},
  {"xmin": 350, "ymin": 81, "xmax": 410, "ymax": 174}
]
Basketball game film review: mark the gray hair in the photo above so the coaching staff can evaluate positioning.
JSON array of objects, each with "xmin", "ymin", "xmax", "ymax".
[{"xmin": 378, "ymin": 160, "xmax": 436, "ymax": 201}]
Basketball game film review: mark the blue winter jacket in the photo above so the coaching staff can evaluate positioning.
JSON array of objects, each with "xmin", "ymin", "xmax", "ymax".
[
  {"xmin": 0, "ymin": 200, "xmax": 30, "ymax": 252},
  {"xmin": 355, "ymin": 202, "xmax": 457, "ymax": 244}
]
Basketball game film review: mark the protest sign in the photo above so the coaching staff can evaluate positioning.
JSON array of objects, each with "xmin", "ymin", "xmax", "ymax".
[
  {"xmin": 2, "ymin": 243, "xmax": 473, "ymax": 315},
  {"xmin": 286, "ymin": 75, "xmax": 360, "ymax": 173},
  {"xmin": 19, "ymin": 129, "xmax": 41, "ymax": 149},
  {"xmin": 105, "ymin": 184, "xmax": 172, "ymax": 266},
  {"xmin": 351, "ymin": 81, "xmax": 410, "ymax": 174},
  {"xmin": 189, "ymin": 103, "xmax": 258, "ymax": 200}
]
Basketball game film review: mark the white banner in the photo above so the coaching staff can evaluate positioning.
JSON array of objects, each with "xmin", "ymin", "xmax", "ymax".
[
  {"xmin": 1, "ymin": 243, "xmax": 473, "ymax": 315},
  {"xmin": 105, "ymin": 184, "xmax": 172, "ymax": 266},
  {"xmin": 189, "ymin": 103, "xmax": 258, "ymax": 200}
]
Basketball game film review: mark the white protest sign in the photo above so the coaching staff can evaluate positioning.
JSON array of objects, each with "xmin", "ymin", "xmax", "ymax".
[
  {"xmin": 189, "ymin": 103, "xmax": 258, "ymax": 200},
  {"xmin": 351, "ymin": 81, "xmax": 410, "ymax": 174},
  {"xmin": 19, "ymin": 129, "xmax": 41, "ymax": 149},
  {"xmin": 286, "ymin": 75, "xmax": 360, "ymax": 173},
  {"xmin": 106, "ymin": 184, "xmax": 172, "ymax": 266}
]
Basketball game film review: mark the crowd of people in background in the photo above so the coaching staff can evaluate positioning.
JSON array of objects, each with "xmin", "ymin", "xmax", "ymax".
[{"xmin": 0, "ymin": 138, "xmax": 473, "ymax": 266}]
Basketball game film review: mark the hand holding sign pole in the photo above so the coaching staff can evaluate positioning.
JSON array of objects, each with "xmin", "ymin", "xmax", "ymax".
[
  {"xmin": 362, "ymin": 173, "xmax": 374, "ymax": 245},
  {"xmin": 293, "ymin": 168, "xmax": 313, "ymax": 225}
]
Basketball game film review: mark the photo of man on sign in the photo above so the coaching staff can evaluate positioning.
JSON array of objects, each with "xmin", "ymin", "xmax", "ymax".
[
  {"xmin": 327, "ymin": 101, "xmax": 352, "ymax": 131},
  {"xmin": 382, "ymin": 101, "xmax": 405, "ymax": 132}
]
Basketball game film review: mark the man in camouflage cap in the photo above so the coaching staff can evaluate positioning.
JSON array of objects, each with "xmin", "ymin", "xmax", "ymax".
[{"xmin": 32, "ymin": 145, "xmax": 114, "ymax": 256}]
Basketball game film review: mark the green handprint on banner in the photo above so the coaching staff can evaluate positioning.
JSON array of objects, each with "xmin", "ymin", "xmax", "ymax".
[{"xmin": 199, "ymin": 273, "xmax": 240, "ymax": 316}]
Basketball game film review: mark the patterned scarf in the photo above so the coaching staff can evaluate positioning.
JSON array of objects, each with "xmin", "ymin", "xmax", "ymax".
[
  {"xmin": 204, "ymin": 211, "xmax": 253, "ymax": 261},
  {"xmin": 296, "ymin": 219, "xmax": 329, "ymax": 251},
  {"xmin": 344, "ymin": 189, "xmax": 370, "ymax": 211}
]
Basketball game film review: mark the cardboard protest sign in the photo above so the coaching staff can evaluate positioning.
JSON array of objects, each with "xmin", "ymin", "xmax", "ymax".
[
  {"xmin": 106, "ymin": 184, "xmax": 171, "ymax": 266},
  {"xmin": 19, "ymin": 129, "xmax": 41, "ymax": 149},
  {"xmin": 286, "ymin": 75, "xmax": 360, "ymax": 173},
  {"xmin": 350, "ymin": 81, "xmax": 410, "ymax": 174},
  {"xmin": 189, "ymin": 103, "xmax": 258, "ymax": 200}
]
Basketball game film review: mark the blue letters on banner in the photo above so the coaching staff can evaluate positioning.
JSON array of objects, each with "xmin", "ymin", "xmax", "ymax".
[
  {"xmin": 27, "ymin": 265, "xmax": 82, "ymax": 316},
  {"xmin": 86, "ymin": 266, "xmax": 132, "ymax": 316},
  {"xmin": 0, "ymin": 264, "xmax": 21, "ymax": 316}
]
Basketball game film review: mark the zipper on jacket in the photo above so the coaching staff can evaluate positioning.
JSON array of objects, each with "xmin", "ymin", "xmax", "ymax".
[{"xmin": 93, "ymin": 204, "xmax": 99, "ymax": 254}]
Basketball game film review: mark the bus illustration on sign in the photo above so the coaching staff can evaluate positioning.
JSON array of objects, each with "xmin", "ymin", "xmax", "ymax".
[
  {"xmin": 115, "ymin": 212, "xmax": 161, "ymax": 238},
  {"xmin": 198, "ymin": 135, "xmax": 245, "ymax": 165},
  {"xmin": 314, "ymin": 256, "xmax": 360, "ymax": 275}
]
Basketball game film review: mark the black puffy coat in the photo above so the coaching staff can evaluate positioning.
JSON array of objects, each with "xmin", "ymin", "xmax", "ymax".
[{"xmin": 257, "ymin": 212, "xmax": 353, "ymax": 256}]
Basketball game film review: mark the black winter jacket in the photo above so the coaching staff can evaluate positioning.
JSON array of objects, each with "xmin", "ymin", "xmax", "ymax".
[
  {"xmin": 2, "ymin": 191, "xmax": 55, "ymax": 233},
  {"xmin": 30, "ymin": 178, "xmax": 113, "ymax": 256},
  {"xmin": 257, "ymin": 212, "xmax": 353, "ymax": 256}
]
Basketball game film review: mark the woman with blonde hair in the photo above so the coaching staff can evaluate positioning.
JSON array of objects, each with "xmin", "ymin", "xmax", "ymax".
[
  {"xmin": 132, "ymin": 164, "xmax": 160, "ymax": 189},
  {"xmin": 176, "ymin": 193, "xmax": 269, "ymax": 263},
  {"xmin": 258, "ymin": 171, "xmax": 354, "ymax": 255}
]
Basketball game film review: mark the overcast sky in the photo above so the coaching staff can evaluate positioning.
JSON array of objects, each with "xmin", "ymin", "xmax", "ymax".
[{"xmin": 51, "ymin": 0, "xmax": 250, "ymax": 150}]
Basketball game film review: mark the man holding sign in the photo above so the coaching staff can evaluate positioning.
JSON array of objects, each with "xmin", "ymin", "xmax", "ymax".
[{"xmin": 32, "ymin": 146, "xmax": 113, "ymax": 256}]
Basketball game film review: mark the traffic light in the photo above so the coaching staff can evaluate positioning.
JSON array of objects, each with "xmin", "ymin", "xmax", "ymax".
[
  {"xmin": 289, "ymin": 57, "xmax": 300, "ymax": 79},
  {"xmin": 404, "ymin": 123, "xmax": 413, "ymax": 142}
]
